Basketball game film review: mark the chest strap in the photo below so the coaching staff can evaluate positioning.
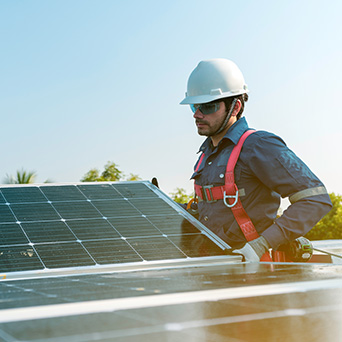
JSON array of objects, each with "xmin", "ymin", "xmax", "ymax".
[{"xmin": 194, "ymin": 130, "xmax": 272, "ymax": 261}]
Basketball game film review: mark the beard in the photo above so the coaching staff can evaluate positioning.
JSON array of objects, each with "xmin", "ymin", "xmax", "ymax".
[{"xmin": 195, "ymin": 116, "xmax": 227, "ymax": 137}]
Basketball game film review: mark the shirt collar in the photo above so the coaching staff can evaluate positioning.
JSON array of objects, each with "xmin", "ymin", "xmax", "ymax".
[{"xmin": 198, "ymin": 117, "xmax": 250, "ymax": 153}]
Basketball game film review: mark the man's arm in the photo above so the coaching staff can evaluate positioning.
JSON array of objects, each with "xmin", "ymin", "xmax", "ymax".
[{"xmin": 245, "ymin": 132, "xmax": 332, "ymax": 250}]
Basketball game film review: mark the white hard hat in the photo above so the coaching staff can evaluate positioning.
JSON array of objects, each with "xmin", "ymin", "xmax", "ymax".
[{"xmin": 180, "ymin": 58, "xmax": 249, "ymax": 105}]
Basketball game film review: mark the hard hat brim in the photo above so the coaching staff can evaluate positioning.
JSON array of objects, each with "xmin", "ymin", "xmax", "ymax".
[{"xmin": 179, "ymin": 89, "xmax": 248, "ymax": 105}]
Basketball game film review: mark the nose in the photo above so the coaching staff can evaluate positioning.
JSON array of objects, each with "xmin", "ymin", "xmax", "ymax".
[{"xmin": 193, "ymin": 109, "xmax": 204, "ymax": 119}]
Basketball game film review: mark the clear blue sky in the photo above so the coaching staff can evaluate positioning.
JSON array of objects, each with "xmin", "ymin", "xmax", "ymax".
[{"xmin": 1, "ymin": 0, "xmax": 341, "ymax": 197}]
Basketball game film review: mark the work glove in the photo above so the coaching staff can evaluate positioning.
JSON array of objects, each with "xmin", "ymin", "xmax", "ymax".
[
  {"xmin": 232, "ymin": 243, "xmax": 260, "ymax": 262},
  {"xmin": 232, "ymin": 236, "xmax": 271, "ymax": 262}
]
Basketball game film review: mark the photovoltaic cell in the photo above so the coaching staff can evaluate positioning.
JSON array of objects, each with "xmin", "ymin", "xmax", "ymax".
[
  {"xmin": 34, "ymin": 243, "xmax": 95, "ymax": 269},
  {"xmin": 20, "ymin": 221, "xmax": 77, "ymax": 243},
  {"xmin": 129, "ymin": 198, "xmax": 176, "ymax": 216},
  {"xmin": 66, "ymin": 219, "xmax": 121, "ymax": 240},
  {"xmin": 52, "ymin": 201, "xmax": 102, "ymax": 219},
  {"xmin": 129, "ymin": 237, "xmax": 187, "ymax": 261},
  {"xmin": 114, "ymin": 183, "xmax": 158, "ymax": 198},
  {"xmin": 0, "ymin": 206, "xmax": 16, "ymax": 223},
  {"xmin": 1, "ymin": 187, "xmax": 47, "ymax": 203},
  {"xmin": 77, "ymin": 184, "xmax": 123, "ymax": 200},
  {"xmin": 0, "ymin": 246, "xmax": 44, "ymax": 272},
  {"xmin": 82, "ymin": 239, "xmax": 143, "ymax": 264},
  {"xmin": 107, "ymin": 216, "xmax": 162, "ymax": 237},
  {"xmin": 0, "ymin": 182, "xmax": 227, "ymax": 274},
  {"xmin": 91, "ymin": 199, "xmax": 140, "ymax": 218},
  {"xmin": 0, "ymin": 223, "xmax": 29, "ymax": 245},
  {"xmin": 10, "ymin": 203, "xmax": 61, "ymax": 222},
  {"xmin": 39, "ymin": 185, "xmax": 87, "ymax": 201}
]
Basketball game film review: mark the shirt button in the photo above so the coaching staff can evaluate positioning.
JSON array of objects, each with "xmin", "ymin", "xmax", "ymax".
[
  {"xmin": 208, "ymin": 162, "xmax": 212, "ymax": 165},
  {"xmin": 204, "ymin": 216, "xmax": 209, "ymax": 221},
  {"xmin": 219, "ymin": 174, "xmax": 224, "ymax": 178}
]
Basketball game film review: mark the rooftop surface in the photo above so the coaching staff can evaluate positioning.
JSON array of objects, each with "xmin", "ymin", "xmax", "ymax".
[{"xmin": 0, "ymin": 182, "xmax": 341, "ymax": 341}]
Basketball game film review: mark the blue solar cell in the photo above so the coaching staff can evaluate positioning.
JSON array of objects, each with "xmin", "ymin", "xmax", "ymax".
[{"xmin": 0, "ymin": 182, "xmax": 227, "ymax": 273}]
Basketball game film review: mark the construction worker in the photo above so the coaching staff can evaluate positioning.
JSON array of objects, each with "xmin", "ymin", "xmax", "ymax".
[{"xmin": 180, "ymin": 58, "xmax": 332, "ymax": 261}]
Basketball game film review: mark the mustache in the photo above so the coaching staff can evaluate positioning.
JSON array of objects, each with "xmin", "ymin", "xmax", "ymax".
[{"xmin": 195, "ymin": 119, "xmax": 209, "ymax": 125}]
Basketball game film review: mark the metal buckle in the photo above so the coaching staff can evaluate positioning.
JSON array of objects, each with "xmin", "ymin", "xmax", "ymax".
[
  {"xmin": 202, "ymin": 185, "xmax": 217, "ymax": 203},
  {"xmin": 223, "ymin": 190, "xmax": 239, "ymax": 208}
]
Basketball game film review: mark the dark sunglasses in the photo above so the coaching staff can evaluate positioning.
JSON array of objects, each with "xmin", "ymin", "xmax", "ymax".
[{"xmin": 190, "ymin": 101, "xmax": 221, "ymax": 115}]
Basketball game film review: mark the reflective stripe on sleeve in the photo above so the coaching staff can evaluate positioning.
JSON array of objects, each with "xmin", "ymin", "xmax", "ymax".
[{"xmin": 289, "ymin": 186, "xmax": 328, "ymax": 204}]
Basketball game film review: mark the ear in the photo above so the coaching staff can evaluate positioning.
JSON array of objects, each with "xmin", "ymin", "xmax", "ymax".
[{"xmin": 231, "ymin": 99, "xmax": 242, "ymax": 117}]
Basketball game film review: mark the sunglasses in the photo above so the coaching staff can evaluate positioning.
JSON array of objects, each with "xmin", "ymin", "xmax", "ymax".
[{"xmin": 190, "ymin": 101, "xmax": 221, "ymax": 115}]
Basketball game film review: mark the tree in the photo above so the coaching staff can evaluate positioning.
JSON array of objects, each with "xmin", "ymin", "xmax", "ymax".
[
  {"xmin": 170, "ymin": 187, "xmax": 192, "ymax": 204},
  {"xmin": 305, "ymin": 193, "xmax": 342, "ymax": 240},
  {"xmin": 81, "ymin": 161, "xmax": 141, "ymax": 182},
  {"xmin": 125, "ymin": 173, "xmax": 142, "ymax": 181},
  {"xmin": 81, "ymin": 161, "xmax": 122, "ymax": 182},
  {"xmin": 4, "ymin": 169, "xmax": 37, "ymax": 184}
]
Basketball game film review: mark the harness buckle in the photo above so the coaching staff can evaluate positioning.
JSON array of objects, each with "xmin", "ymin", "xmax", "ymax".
[
  {"xmin": 202, "ymin": 185, "xmax": 217, "ymax": 203},
  {"xmin": 223, "ymin": 190, "xmax": 239, "ymax": 208}
]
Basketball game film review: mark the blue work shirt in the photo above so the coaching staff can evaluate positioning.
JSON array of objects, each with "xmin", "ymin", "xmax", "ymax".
[{"xmin": 191, "ymin": 117, "xmax": 332, "ymax": 250}]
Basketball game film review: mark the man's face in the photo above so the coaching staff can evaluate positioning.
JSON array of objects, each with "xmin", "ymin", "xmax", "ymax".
[{"xmin": 193, "ymin": 101, "xmax": 227, "ymax": 137}]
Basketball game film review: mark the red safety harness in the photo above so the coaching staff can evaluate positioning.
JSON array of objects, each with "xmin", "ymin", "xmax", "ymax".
[{"xmin": 194, "ymin": 130, "xmax": 272, "ymax": 261}]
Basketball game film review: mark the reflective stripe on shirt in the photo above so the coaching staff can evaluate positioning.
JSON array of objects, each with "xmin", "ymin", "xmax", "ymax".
[{"xmin": 289, "ymin": 186, "xmax": 328, "ymax": 204}]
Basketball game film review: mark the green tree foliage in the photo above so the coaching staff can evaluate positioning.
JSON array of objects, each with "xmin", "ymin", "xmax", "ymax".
[
  {"xmin": 170, "ymin": 187, "xmax": 192, "ymax": 204},
  {"xmin": 305, "ymin": 193, "xmax": 342, "ymax": 240},
  {"xmin": 81, "ymin": 161, "xmax": 141, "ymax": 182},
  {"xmin": 126, "ymin": 173, "xmax": 142, "ymax": 181},
  {"xmin": 81, "ymin": 161, "xmax": 122, "ymax": 182},
  {"xmin": 4, "ymin": 169, "xmax": 37, "ymax": 184}
]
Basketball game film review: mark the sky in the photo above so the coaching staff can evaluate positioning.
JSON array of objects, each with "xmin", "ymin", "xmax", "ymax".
[{"xmin": 1, "ymin": 0, "xmax": 341, "ymax": 199}]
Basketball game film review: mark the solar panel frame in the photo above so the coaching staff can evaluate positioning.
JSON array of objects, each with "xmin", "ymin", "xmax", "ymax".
[{"xmin": 0, "ymin": 181, "xmax": 231, "ymax": 279}]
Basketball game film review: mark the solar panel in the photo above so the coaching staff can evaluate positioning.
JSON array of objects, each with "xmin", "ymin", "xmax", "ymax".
[
  {"xmin": 0, "ymin": 181, "xmax": 228, "ymax": 275},
  {"xmin": 2, "ymin": 182, "xmax": 342, "ymax": 341},
  {"xmin": 1, "ymin": 263, "xmax": 342, "ymax": 341}
]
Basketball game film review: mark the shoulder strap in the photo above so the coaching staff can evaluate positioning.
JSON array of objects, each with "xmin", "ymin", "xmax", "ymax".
[
  {"xmin": 223, "ymin": 130, "xmax": 260, "ymax": 241},
  {"xmin": 225, "ymin": 130, "xmax": 256, "ymax": 184},
  {"xmin": 194, "ymin": 153, "xmax": 205, "ymax": 172},
  {"xmin": 224, "ymin": 130, "xmax": 272, "ymax": 261},
  {"xmin": 193, "ymin": 130, "xmax": 272, "ymax": 261}
]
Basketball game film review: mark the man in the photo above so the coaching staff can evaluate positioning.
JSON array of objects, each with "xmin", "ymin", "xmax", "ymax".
[{"xmin": 180, "ymin": 58, "xmax": 332, "ymax": 261}]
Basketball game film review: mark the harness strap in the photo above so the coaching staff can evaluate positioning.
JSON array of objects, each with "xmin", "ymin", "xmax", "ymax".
[
  {"xmin": 194, "ymin": 130, "xmax": 272, "ymax": 261},
  {"xmin": 224, "ymin": 130, "xmax": 259, "ymax": 241},
  {"xmin": 194, "ymin": 130, "xmax": 255, "ymax": 208}
]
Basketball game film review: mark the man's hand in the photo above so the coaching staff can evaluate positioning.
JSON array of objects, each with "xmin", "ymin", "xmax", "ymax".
[
  {"xmin": 233, "ymin": 236, "xmax": 271, "ymax": 262},
  {"xmin": 233, "ymin": 243, "xmax": 260, "ymax": 262}
]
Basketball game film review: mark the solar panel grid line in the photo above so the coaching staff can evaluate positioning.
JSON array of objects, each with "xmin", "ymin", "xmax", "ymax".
[
  {"xmin": 2, "ymin": 202, "xmax": 100, "ymax": 271},
  {"xmin": 76, "ymin": 183, "xmax": 198, "ymax": 261},
  {"xmin": 70, "ymin": 184, "xmax": 172, "ymax": 264},
  {"xmin": 38, "ymin": 187, "xmax": 103, "ymax": 268},
  {"xmin": 0, "ymin": 187, "xmax": 72, "ymax": 243},
  {"xmin": 1, "ymin": 184, "xmax": 138, "ymax": 270},
  {"xmin": 143, "ymin": 183, "xmax": 230, "ymax": 251},
  {"xmin": 122, "ymin": 211, "xmax": 191, "ymax": 255},
  {"xmin": 2, "ymin": 277, "xmax": 342, "ymax": 325},
  {"xmin": 2, "ymin": 281, "xmax": 59, "ymax": 302},
  {"xmin": 110, "ymin": 213, "xmax": 191, "ymax": 260},
  {"xmin": 0, "ymin": 181, "xmax": 230, "ymax": 276},
  {"xmin": 0, "ymin": 199, "xmax": 47, "ymax": 270}
]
